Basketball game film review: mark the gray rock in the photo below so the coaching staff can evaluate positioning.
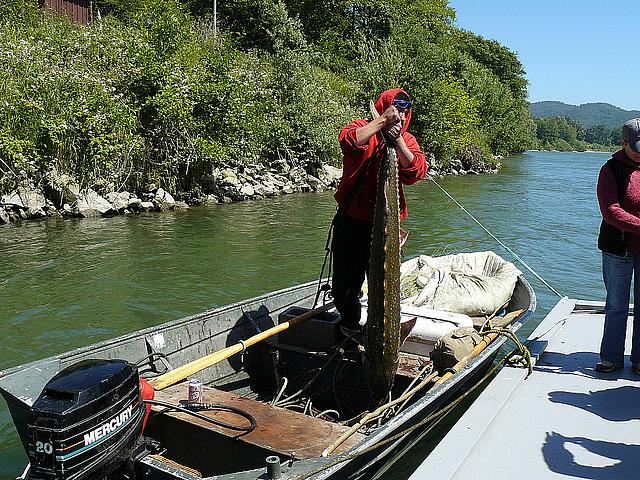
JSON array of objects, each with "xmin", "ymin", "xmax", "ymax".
[
  {"xmin": 306, "ymin": 174, "xmax": 321, "ymax": 189},
  {"xmin": 264, "ymin": 173, "xmax": 286, "ymax": 188},
  {"xmin": 77, "ymin": 189, "xmax": 116, "ymax": 217},
  {"xmin": 127, "ymin": 197, "xmax": 142, "ymax": 211},
  {"xmin": 272, "ymin": 158, "xmax": 291, "ymax": 174},
  {"xmin": 105, "ymin": 191, "xmax": 131, "ymax": 211},
  {"xmin": 0, "ymin": 208, "xmax": 10, "ymax": 224},
  {"xmin": 154, "ymin": 188, "xmax": 175, "ymax": 211},
  {"xmin": 172, "ymin": 201, "xmax": 190, "ymax": 210},
  {"xmin": 139, "ymin": 201, "xmax": 155, "ymax": 211},
  {"xmin": 240, "ymin": 185, "xmax": 255, "ymax": 197},
  {"xmin": 255, "ymin": 182, "xmax": 278, "ymax": 197},
  {"xmin": 319, "ymin": 165, "xmax": 342, "ymax": 186},
  {"xmin": 288, "ymin": 167, "xmax": 306, "ymax": 183},
  {"xmin": 26, "ymin": 207, "xmax": 46, "ymax": 219},
  {"xmin": 221, "ymin": 169, "xmax": 240, "ymax": 186},
  {"xmin": 1, "ymin": 187, "xmax": 46, "ymax": 209},
  {"xmin": 281, "ymin": 185, "xmax": 294, "ymax": 194},
  {"xmin": 46, "ymin": 174, "xmax": 80, "ymax": 207}
]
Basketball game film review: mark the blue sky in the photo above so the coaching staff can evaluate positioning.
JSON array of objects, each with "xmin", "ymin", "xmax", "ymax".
[{"xmin": 448, "ymin": 1, "xmax": 639, "ymax": 111}]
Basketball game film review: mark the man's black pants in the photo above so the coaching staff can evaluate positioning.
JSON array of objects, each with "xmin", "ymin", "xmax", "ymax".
[{"xmin": 331, "ymin": 214, "xmax": 372, "ymax": 330}]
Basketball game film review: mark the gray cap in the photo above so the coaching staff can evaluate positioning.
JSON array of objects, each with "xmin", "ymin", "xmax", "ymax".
[{"xmin": 622, "ymin": 118, "xmax": 640, "ymax": 153}]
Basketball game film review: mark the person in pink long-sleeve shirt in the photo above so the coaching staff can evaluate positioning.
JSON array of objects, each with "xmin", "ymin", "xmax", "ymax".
[{"xmin": 596, "ymin": 118, "xmax": 640, "ymax": 373}]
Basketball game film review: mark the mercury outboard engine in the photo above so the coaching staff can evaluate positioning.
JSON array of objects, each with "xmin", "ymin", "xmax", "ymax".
[{"xmin": 26, "ymin": 359, "xmax": 149, "ymax": 480}]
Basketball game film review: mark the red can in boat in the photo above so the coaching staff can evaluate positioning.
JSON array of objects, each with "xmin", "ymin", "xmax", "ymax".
[{"xmin": 188, "ymin": 379, "xmax": 203, "ymax": 403}]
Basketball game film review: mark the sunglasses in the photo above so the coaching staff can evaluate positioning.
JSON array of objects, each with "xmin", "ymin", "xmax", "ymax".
[{"xmin": 392, "ymin": 99, "xmax": 413, "ymax": 111}]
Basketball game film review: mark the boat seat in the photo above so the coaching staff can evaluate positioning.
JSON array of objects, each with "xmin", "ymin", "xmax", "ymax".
[{"xmin": 151, "ymin": 382, "xmax": 366, "ymax": 460}]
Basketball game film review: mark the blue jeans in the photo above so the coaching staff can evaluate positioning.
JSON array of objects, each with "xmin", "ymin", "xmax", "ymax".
[{"xmin": 601, "ymin": 252, "xmax": 640, "ymax": 364}]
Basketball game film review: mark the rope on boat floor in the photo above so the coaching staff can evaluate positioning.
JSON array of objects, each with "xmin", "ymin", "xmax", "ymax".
[
  {"xmin": 427, "ymin": 174, "xmax": 564, "ymax": 299},
  {"xmin": 291, "ymin": 342, "xmax": 529, "ymax": 480}
]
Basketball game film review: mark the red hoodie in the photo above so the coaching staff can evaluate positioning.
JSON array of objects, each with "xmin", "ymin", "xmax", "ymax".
[{"xmin": 334, "ymin": 88, "xmax": 428, "ymax": 222}]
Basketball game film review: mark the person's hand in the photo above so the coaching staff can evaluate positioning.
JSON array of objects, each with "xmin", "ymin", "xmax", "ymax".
[
  {"xmin": 382, "ymin": 106, "xmax": 402, "ymax": 129},
  {"xmin": 387, "ymin": 122, "xmax": 402, "ymax": 141}
]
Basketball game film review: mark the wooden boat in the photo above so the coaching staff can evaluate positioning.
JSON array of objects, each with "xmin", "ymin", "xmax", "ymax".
[{"xmin": 0, "ymin": 264, "xmax": 535, "ymax": 480}]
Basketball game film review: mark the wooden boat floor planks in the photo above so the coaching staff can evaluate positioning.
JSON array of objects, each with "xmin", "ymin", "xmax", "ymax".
[{"xmin": 149, "ymin": 382, "xmax": 365, "ymax": 460}]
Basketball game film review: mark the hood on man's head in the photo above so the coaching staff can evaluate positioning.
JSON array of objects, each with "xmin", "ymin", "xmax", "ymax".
[
  {"xmin": 623, "ymin": 118, "xmax": 640, "ymax": 153},
  {"xmin": 374, "ymin": 88, "xmax": 412, "ymax": 133}
]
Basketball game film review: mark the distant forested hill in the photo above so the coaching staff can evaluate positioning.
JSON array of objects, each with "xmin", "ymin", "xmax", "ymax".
[{"xmin": 530, "ymin": 101, "xmax": 640, "ymax": 129}]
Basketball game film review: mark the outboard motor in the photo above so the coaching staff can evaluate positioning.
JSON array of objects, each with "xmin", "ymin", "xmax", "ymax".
[{"xmin": 26, "ymin": 359, "xmax": 148, "ymax": 480}]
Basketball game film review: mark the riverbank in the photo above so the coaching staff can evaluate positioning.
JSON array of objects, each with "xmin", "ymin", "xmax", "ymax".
[
  {"xmin": 0, "ymin": 160, "xmax": 342, "ymax": 225},
  {"xmin": 0, "ymin": 157, "xmax": 498, "ymax": 226}
]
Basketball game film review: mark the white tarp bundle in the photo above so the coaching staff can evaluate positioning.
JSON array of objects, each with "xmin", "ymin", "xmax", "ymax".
[{"xmin": 399, "ymin": 251, "xmax": 522, "ymax": 316}]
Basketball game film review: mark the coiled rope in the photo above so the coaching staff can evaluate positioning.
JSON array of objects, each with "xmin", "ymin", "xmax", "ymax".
[
  {"xmin": 481, "ymin": 326, "xmax": 532, "ymax": 375},
  {"xmin": 427, "ymin": 174, "xmax": 564, "ymax": 298}
]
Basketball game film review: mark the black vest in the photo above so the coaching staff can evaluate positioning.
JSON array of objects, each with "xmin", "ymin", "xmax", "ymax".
[{"xmin": 598, "ymin": 158, "xmax": 632, "ymax": 255}]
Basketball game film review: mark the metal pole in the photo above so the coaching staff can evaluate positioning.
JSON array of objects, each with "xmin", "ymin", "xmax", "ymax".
[{"xmin": 213, "ymin": 0, "xmax": 217, "ymax": 38}]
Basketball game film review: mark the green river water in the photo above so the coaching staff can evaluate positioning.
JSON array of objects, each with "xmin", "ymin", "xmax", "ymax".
[{"xmin": 0, "ymin": 150, "xmax": 609, "ymax": 478}]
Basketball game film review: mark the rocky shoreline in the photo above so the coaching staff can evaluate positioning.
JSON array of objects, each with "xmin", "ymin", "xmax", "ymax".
[
  {"xmin": 0, "ymin": 158, "xmax": 498, "ymax": 226},
  {"xmin": 0, "ymin": 161, "xmax": 343, "ymax": 225}
]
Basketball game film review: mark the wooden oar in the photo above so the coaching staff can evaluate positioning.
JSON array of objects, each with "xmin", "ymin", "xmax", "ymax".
[
  {"xmin": 149, "ymin": 302, "xmax": 334, "ymax": 390},
  {"xmin": 435, "ymin": 309, "xmax": 524, "ymax": 384}
]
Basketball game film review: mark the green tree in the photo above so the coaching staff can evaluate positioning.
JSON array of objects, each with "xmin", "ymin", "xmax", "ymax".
[
  {"xmin": 453, "ymin": 30, "xmax": 528, "ymax": 101},
  {"xmin": 585, "ymin": 125, "xmax": 611, "ymax": 145}
]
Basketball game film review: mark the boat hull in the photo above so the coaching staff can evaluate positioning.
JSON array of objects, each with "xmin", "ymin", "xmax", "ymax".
[{"xmin": 0, "ymin": 274, "xmax": 536, "ymax": 479}]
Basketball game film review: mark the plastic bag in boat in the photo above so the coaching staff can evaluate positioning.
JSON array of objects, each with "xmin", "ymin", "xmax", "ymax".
[{"xmin": 399, "ymin": 251, "xmax": 521, "ymax": 316}]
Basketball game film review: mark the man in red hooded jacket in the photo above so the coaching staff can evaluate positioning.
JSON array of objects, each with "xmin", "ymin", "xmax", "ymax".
[{"xmin": 332, "ymin": 88, "xmax": 428, "ymax": 335}]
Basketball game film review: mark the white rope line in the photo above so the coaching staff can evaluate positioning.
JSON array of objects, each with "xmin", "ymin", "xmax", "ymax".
[{"xmin": 427, "ymin": 174, "xmax": 564, "ymax": 298}]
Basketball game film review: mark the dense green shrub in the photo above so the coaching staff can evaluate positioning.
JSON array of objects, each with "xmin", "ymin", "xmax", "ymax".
[{"xmin": 0, "ymin": 0, "xmax": 534, "ymax": 197}]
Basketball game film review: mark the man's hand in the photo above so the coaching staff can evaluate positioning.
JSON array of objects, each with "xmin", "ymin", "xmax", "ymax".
[
  {"xmin": 387, "ymin": 122, "xmax": 402, "ymax": 141},
  {"xmin": 382, "ymin": 106, "xmax": 402, "ymax": 129},
  {"xmin": 355, "ymin": 104, "xmax": 405, "ymax": 146}
]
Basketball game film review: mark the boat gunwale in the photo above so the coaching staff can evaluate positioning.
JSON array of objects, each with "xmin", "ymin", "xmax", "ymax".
[{"xmin": 0, "ymin": 279, "xmax": 322, "ymax": 381}]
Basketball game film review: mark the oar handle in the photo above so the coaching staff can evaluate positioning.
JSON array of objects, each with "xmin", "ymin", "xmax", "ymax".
[{"xmin": 149, "ymin": 302, "xmax": 334, "ymax": 390}]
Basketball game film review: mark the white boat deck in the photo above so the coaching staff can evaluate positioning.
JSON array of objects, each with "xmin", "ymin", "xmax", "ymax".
[{"xmin": 411, "ymin": 297, "xmax": 640, "ymax": 480}]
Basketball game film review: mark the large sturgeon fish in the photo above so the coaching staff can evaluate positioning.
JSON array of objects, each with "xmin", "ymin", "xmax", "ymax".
[{"xmin": 364, "ymin": 101, "xmax": 402, "ymax": 406}]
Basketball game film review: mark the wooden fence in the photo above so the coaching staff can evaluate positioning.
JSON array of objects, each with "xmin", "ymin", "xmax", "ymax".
[{"xmin": 43, "ymin": 0, "xmax": 90, "ymax": 25}]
